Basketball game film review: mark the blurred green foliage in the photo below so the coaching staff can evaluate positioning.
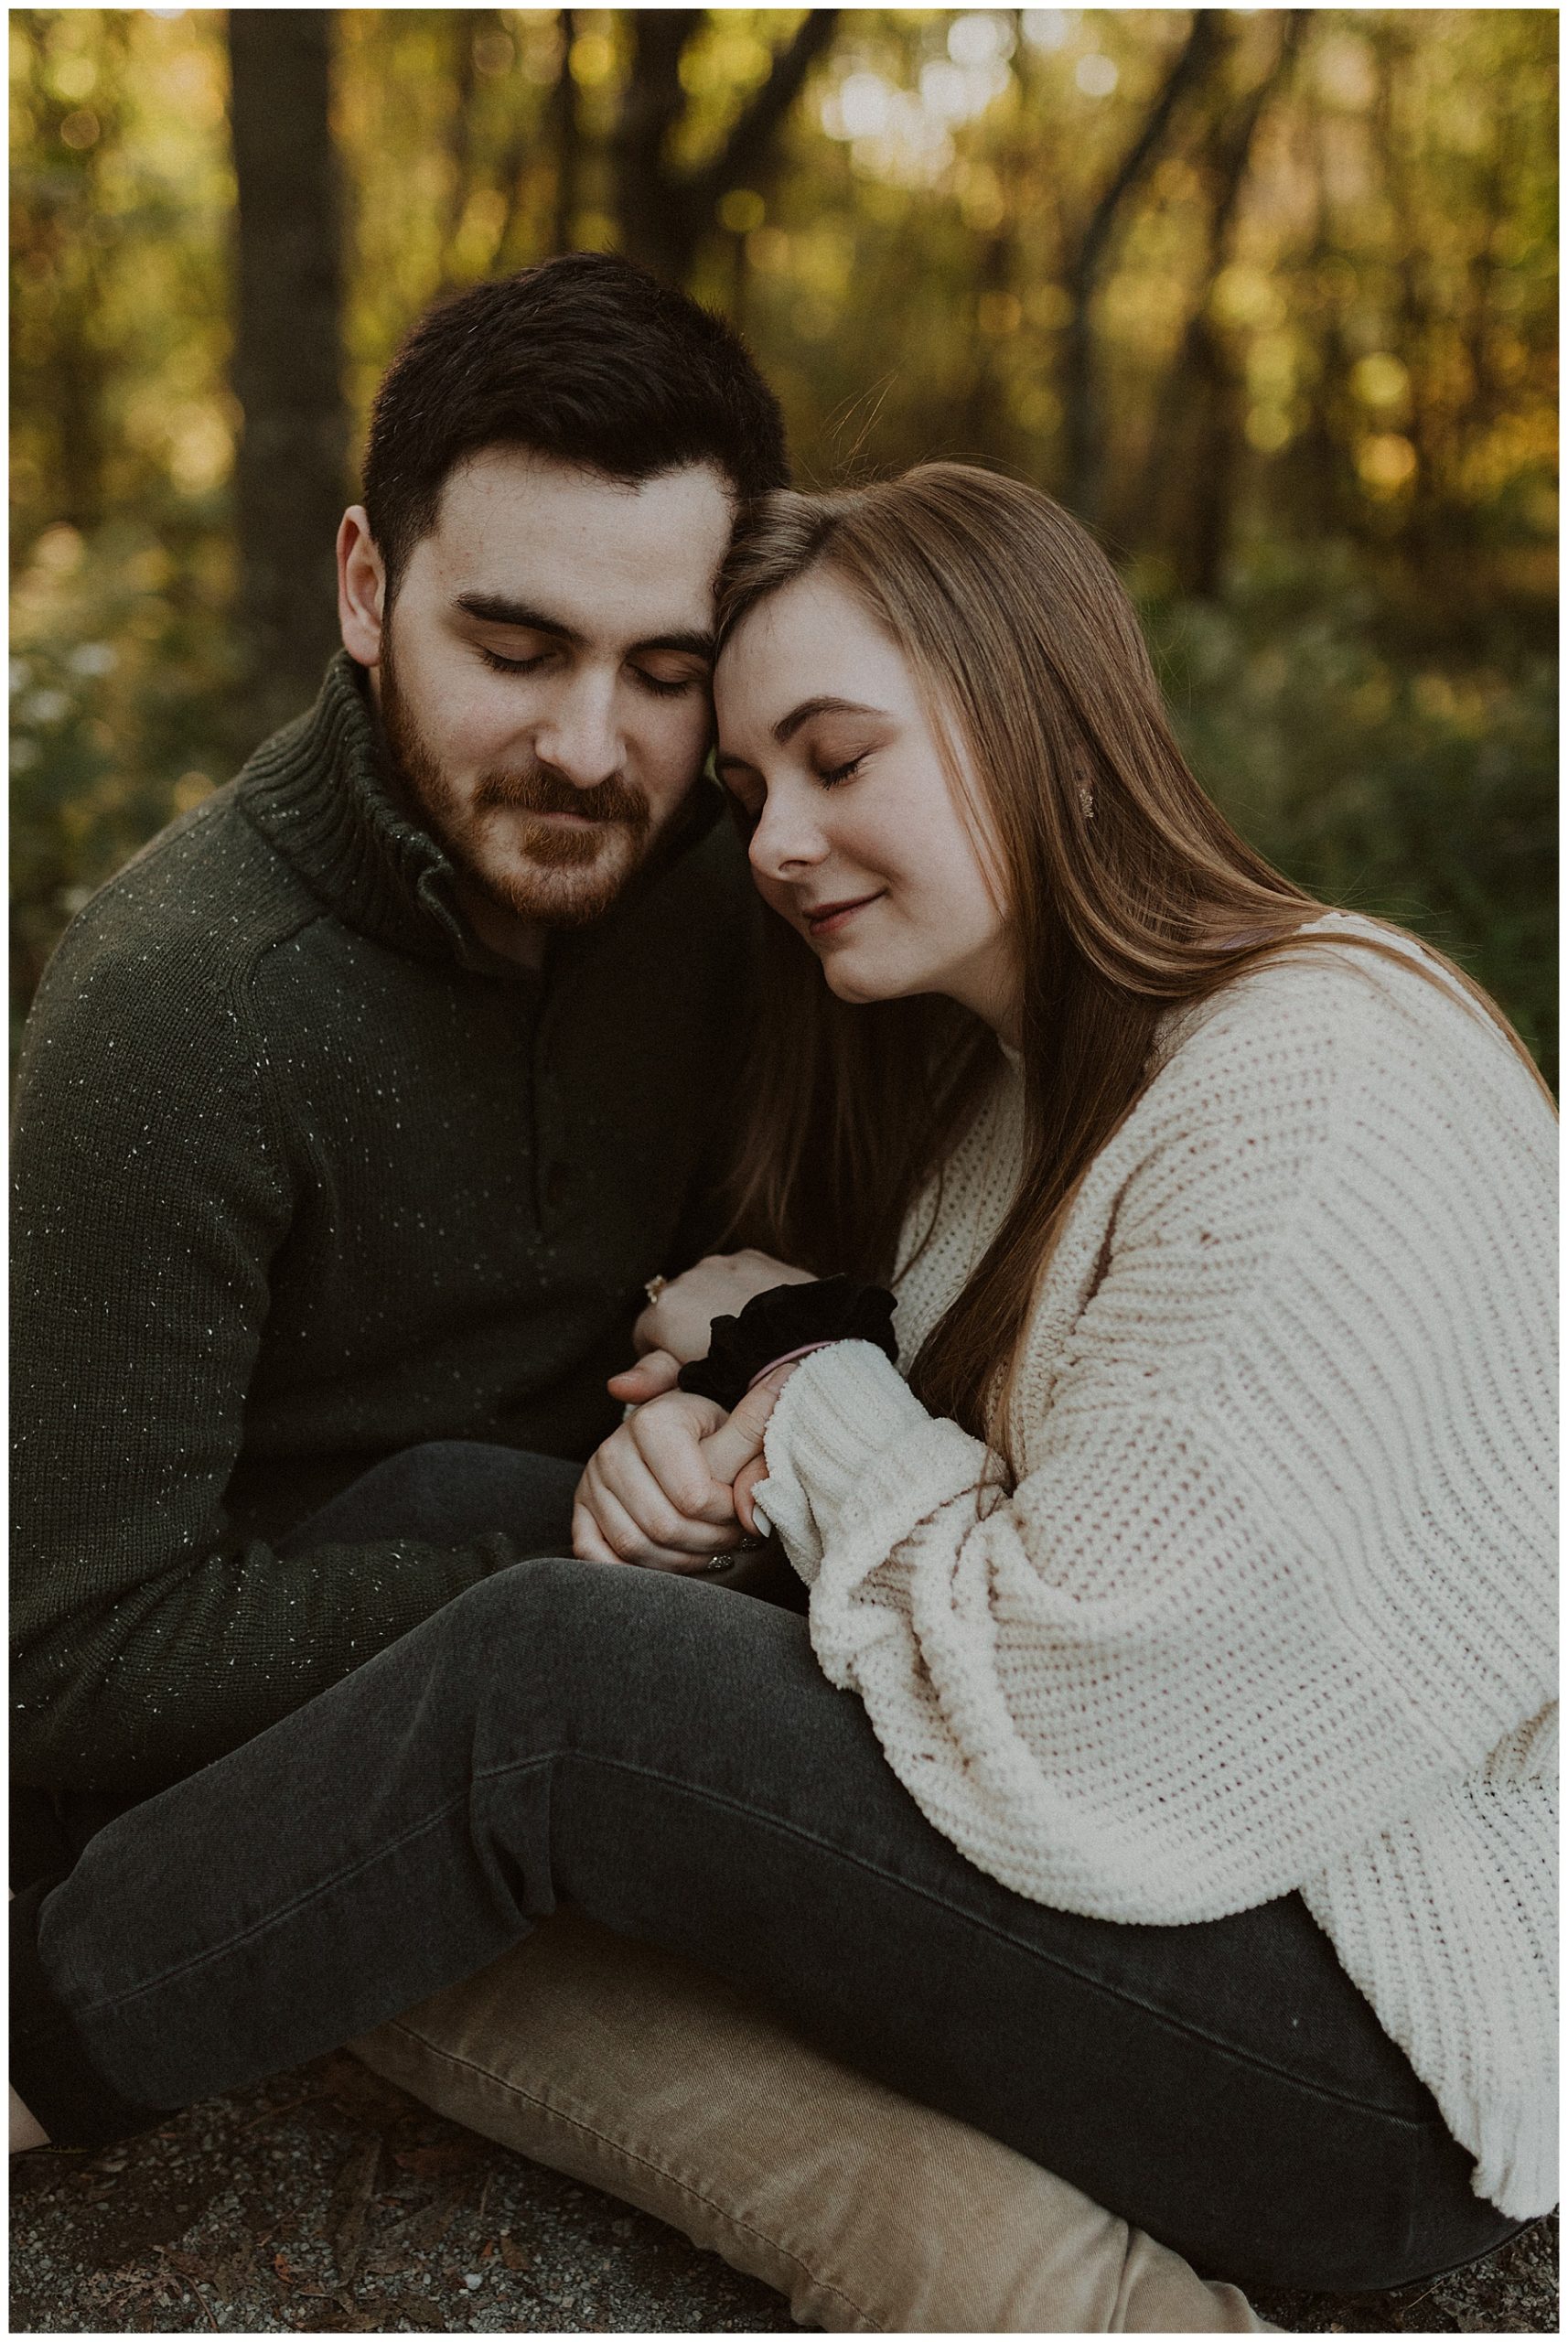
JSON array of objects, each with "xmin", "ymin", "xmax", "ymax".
[
  {"xmin": 9, "ymin": 7, "xmax": 1558, "ymax": 1080},
  {"xmin": 1147, "ymin": 549, "xmax": 1556, "ymax": 1075}
]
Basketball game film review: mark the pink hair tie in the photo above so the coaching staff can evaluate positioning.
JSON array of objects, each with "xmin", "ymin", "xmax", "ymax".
[{"xmin": 746, "ymin": 1340, "xmax": 838, "ymax": 1392}]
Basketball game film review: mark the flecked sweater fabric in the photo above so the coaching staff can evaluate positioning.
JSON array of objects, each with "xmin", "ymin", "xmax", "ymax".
[
  {"xmin": 12, "ymin": 655, "xmax": 756, "ymax": 1795},
  {"xmin": 757, "ymin": 919, "xmax": 1557, "ymax": 2221}
]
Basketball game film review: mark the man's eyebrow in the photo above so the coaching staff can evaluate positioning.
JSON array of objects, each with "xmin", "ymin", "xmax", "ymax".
[
  {"xmin": 630, "ymin": 628, "xmax": 716, "ymax": 662},
  {"xmin": 453, "ymin": 592, "xmax": 714, "ymax": 662},
  {"xmin": 774, "ymin": 695, "xmax": 886, "ymax": 744},
  {"xmin": 455, "ymin": 592, "xmax": 582, "ymax": 640}
]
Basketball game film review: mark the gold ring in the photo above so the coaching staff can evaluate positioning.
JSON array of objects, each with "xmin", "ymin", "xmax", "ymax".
[{"xmin": 644, "ymin": 1273, "xmax": 669, "ymax": 1305}]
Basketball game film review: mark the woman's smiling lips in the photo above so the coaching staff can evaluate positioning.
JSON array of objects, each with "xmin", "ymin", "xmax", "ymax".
[{"xmin": 800, "ymin": 890, "xmax": 886, "ymax": 939}]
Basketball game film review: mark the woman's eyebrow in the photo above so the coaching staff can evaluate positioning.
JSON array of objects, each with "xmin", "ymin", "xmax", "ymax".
[{"xmin": 774, "ymin": 695, "xmax": 886, "ymax": 744}]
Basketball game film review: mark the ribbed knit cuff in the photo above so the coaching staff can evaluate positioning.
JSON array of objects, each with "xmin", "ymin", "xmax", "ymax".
[
  {"xmin": 11, "ymin": 1877, "xmax": 164, "ymax": 2153},
  {"xmin": 764, "ymin": 1340, "xmax": 933, "ymax": 1549}
]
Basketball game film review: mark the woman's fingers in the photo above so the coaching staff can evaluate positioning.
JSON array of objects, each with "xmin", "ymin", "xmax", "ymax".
[
  {"xmin": 697, "ymin": 1371, "xmax": 790, "ymax": 1490},
  {"xmin": 600, "ymin": 1436, "xmax": 730, "ymax": 1554},
  {"xmin": 732, "ymin": 1454, "xmax": 770, "ymax": 1538},
  {"xmin": 580, "ymin": 1473, "xmax": 742, "ymax": 1573},
  {"xmin": 571, "ymin": 1502, "xmax": 622, "ymax": 1566},
  {"xmin": 630, "ymin": 1398, "xmax": 736, "ymax": 1525},
  {"xmin": 577, "ymin": 1378, "xmax": 787, "ymax": 1566},
  {"xmin": 577, "ymin": 1402, "xmax": 742, "ymax": 1567},
  {"xmin": 607, "ymin": 1348, "xmax": 681, "ymax": 1404},
  {"xmin": 573, "ymin": 1495, "xmax": 718, "ymax": 1574}
]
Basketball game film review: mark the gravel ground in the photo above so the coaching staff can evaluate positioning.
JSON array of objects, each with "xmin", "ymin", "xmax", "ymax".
[{"xmin": 10, "ymin": 2052, "xmax": 1556, "ymax": 2335}]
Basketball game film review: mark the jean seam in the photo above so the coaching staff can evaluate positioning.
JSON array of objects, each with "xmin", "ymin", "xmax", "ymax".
[
  {"xmin": 63, "ymin": 1740, "xmax": 1434, "ymax": 2139},
  {"xmin": 48, "ymin": 1772, "xmax": 547, "ymax": 2021},
  {"xmin": 483, "ymin": 1748, "xmax": 1447, "ymax": 2134},
  {"xmin": 376, "ymin": 2016, "xmax": 883, "ymax": 2332}
]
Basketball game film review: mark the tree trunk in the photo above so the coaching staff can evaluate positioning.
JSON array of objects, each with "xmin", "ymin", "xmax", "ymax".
[
  {"xmin": 12, "ymin": 13, "xmax": 130, "ymax": 539},
  {"xmin": 436, "ymin": 11, "xmax": 483, "ymax": 288},
  {"xmin": 1370, "ymin": 29, "xmax": 1438, "ymax": 558},
  {"xmin": 1060, "ymin": 10, "xmax": 1221, "ymax": 527},
  {"xmin": 229, "ymin": 8, "xmax": 349, "ymax": 744},
  {"xmin": 550, "ymin": 8, "xmax": 581, "ymax": 254},
  {"xmin": 1136, "ymin": 13, "xmax": 1304, "ymax": 592},
  {"xmin": 614, "ymin": 12, "xmax": 698, "ymax": 283},
  {"xmin": 613, "ymin": 9, "xmax": 840, "ymax": 288}
]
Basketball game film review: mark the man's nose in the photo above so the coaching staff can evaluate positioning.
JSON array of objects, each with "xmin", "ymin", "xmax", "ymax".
[{"xmin": 532, "ymin": 671, "xmax": 623, "ymax": 788}]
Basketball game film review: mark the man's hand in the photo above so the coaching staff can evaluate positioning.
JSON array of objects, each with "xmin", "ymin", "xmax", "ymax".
[
  {"xmin": 608, "ymin": 1250, "xmax": 813, "ymax": 1406},
  {"xmin": 573, "ymin": 1373, "xmax": 791, "ymax": 1572}
]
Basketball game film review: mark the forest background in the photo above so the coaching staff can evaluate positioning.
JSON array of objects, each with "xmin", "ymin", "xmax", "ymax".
[{"xmin": 10, "ymin": 5, "xmax": 1558, "ymax": 1080}]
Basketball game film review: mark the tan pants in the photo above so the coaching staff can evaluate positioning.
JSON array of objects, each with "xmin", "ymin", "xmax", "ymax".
[{"xmin": 352, "ymin": 1909, "xmax": 1272, "ymax": 2332}]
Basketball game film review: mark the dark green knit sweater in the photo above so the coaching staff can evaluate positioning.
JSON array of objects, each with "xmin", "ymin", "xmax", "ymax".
[{"xmin": 12, "ymin": 655, "xmax": 757, "ymax": 1794}]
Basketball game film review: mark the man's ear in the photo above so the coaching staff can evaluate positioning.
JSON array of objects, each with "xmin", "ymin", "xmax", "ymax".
[{"xmin": 338, "ymin": 507, "xmax": 386, "ymax": 669}]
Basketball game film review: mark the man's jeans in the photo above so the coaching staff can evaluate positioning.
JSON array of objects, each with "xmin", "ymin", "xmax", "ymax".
[{"xmin": 16, "ymin": 1445, "xmax": 1520, "ymax": 2294}]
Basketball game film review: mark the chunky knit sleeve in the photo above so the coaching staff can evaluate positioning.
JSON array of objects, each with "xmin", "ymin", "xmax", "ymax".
[{"xmin": 756, "ymin": 952, "xmax": 1556, "ymax": 1928}]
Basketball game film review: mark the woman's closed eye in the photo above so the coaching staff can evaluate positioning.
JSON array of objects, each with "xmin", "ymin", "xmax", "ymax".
[{"xmin": 816, "ymin": 750, "xmax": 868, "ymax": 788}]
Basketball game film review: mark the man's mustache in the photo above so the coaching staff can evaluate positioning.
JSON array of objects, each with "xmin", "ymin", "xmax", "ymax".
[{"xmin": 475, "ymin": 765, "xmax": 650, "ymax": 832}]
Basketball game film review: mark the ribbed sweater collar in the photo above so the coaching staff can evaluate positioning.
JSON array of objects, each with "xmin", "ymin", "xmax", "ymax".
[{"xmin": 236, "ymin": 653, "xmax": 487, "ymax": 967}]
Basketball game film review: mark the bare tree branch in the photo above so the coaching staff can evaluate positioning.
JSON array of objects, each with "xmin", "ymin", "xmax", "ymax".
[
  {"xmin": 1069, "ymin": 10, "xmax": 1223, "ymax": 298},
  {"xmin": 697, "ymin": 9, "xmax": 841, "ymax": 207},
  {"xmin": 1062, "ymin": 9, "xmax": 1224, "ymax": 520},
  {"xmin": 614, "ymin": 10, "xmax": 839, "ymax": 284}
]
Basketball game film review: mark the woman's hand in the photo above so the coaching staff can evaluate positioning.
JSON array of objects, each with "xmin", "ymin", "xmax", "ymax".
[
  {"xmin": 609, "ymin": 1249, "xmax": 813, "ymax": 1406},
  {"xmin": 730, "ymin": 1360, "xmax": 799, "ymax": 1533},
  {"xmin": 573, "ymin": 1373, "xmax": 790, "ymax": 1572}
]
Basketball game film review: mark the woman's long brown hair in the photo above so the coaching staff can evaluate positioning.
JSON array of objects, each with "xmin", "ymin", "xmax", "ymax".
[{"xmin": 714, "ymin": 464, "xmax": 1550, "ymax": 1462}]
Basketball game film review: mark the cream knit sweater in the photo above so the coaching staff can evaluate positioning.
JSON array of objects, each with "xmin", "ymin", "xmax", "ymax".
[{"xmin": 756, "ymin": 918, "xmax": 1557, "ymax": 2220}]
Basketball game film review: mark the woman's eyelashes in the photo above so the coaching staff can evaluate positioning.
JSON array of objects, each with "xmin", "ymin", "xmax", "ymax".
[{"xmin": 718, "ymin": 742, "xmax": 874, "ymax": 815}]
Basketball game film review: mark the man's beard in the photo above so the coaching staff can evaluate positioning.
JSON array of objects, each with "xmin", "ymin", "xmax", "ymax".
[{"xmin": 379, "ymin": 644, "xmax": 658, "ymax": 931}]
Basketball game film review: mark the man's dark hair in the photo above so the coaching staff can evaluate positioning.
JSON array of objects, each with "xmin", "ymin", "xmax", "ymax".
[{"xmin": 362, "ymin": 252, "xmax": 789, "ymax": 597}]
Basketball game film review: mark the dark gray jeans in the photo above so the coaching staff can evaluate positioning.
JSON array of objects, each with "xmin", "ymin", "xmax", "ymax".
[{"xmin": 16, "ymin": 1443, "xmax": 1520, "ymax": 2294}]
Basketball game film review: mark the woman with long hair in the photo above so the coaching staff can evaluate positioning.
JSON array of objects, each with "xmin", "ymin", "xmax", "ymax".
[{"xmin": 14, "ymin": 467, "xmax": 1554, "ymax": 2299}]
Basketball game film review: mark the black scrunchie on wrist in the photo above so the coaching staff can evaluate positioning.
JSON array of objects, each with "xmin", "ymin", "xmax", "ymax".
[{"xmin": 676, "ymin": 1275, "xmax": 898, "ymax": 1413}]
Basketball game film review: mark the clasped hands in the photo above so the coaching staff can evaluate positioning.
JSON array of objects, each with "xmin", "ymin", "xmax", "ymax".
[{"xmin": 571, "ymin": 1250, "xmax": 813, "ymax": 1574}]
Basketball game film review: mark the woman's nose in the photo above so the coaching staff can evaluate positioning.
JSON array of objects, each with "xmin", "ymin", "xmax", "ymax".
[
  {"xmin": 534, "ymin": 672, "xmax": 622, "ymax": 788},
  {"xmin": 748, "ymin": 790, "xmax": 828, "ymax": 882}
]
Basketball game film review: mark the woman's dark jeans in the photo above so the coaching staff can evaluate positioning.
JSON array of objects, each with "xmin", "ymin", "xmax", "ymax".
[{"xmin": 16, "ymin": 1444, "xmax": 1520, "ymax": 2294}]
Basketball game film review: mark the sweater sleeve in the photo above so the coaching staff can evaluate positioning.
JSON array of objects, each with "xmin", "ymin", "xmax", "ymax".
[
  {"xmin": 12, "ymin": 933, "xmax": 526, "ymax": 1796},
  {"xmin": 757, "ymin": 962, "xmax": 1556, "ymax": 1925}
]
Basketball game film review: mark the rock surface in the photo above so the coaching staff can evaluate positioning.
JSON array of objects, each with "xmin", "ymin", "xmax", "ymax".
[{"xmin": 10, "ymin": 2053, "xmax": 1557, "ymax": 2334}]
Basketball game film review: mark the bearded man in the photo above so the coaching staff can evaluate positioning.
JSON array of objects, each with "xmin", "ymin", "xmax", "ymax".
[{"xmin": 10, "ymin": 255, "xmax": 1266, "ymax": 2335}]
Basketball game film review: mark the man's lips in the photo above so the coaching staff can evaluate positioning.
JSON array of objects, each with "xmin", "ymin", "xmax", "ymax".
[{"xmin": 801, "ymin": 891, "xmax": 885, "ymax": 938}]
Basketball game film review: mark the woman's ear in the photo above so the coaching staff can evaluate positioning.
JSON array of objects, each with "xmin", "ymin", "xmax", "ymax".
[{"xmin": 338, "ymin": 507, "xmax": 386, "ymax": 670}]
